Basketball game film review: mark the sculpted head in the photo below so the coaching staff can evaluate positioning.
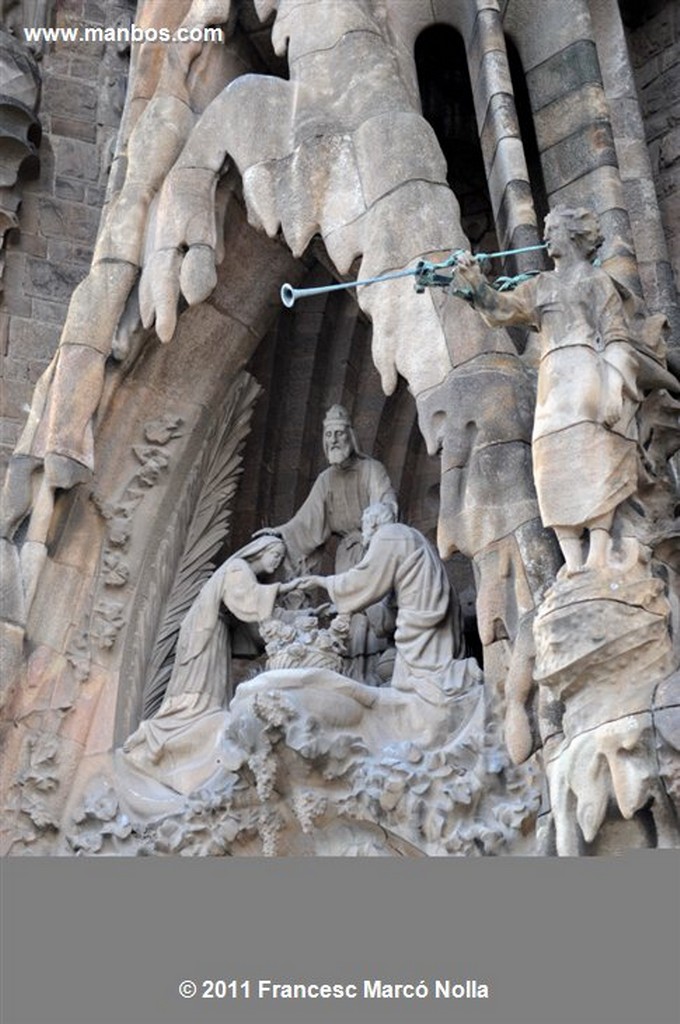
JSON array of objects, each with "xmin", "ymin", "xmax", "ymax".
[
  {"xmin": 239, "ymin": 535, "xmax": 286, "ymax": 575},
  {"xmin": 361, "ymin": 501, "xmax": 397, "ymax": 547},
  {"xmin": 544, "ymin": 206, "xmax": 603, "ymax": 260},
  {"xmin": 323, "ymin": 405, "xmax": 358, "ymax": 466}
]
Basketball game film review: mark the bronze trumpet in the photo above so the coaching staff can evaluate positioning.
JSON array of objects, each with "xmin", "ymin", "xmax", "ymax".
[{"xmin": 280, "ymin": 243, "xmax": 548, "ymax": 307}]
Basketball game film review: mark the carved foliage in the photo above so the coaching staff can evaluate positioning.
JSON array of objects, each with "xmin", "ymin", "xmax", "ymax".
[
  {"xmin": 68, "ymin": 414, "xmax": 185, "ymax": 683},
  {"xmin": 134, "ymin": 373, "xmax": 262, "ymax": 718}
]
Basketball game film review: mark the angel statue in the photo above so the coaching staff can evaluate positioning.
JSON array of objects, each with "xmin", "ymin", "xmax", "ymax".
[{"xmin": 454, "ymin": 205, "xmax": 676, "ymax": 576}]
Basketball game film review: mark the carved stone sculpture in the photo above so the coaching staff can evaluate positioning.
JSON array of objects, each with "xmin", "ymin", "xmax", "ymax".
[
  {"xmin": 108, "ymin": 501, "xmax": 536, "ymax": 857},
  {"xmin": 265, "ymin": 404, "xmax": 397, "ymax": 574},
  {"xmin": 534, "ymin": 565, "xmax": 678, "ymax": 853},
  {"xmin": 1, "ymin": 1, "xmax": 678, "ymax": 858},
  {"xmin": 455, "ymin": 206, "xmax": 680, "ymax": 850},
  {"xmin": 120, "ymin": 536, "xmax": 286, "ymax": 795},
  {"xmin": 261, "ymin": 403, "xmax": 397, "ymax": 683},
  {"xmin": 291, "ymin": 502, "xmax": 464, "ymax": 701},
  {"xmin": 454, "ymin": 206, "xmax": 675, "ymax": 575}
]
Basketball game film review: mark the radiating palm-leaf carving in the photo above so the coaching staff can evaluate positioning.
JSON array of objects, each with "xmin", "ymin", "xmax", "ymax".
[{"xmin": 136, "ymin": 372, "xmax": 261, "ymax": 718}]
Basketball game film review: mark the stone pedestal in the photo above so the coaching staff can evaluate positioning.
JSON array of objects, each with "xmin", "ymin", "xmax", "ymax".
[{"xmin": 534, "ymin": 568, "xmax": 678, "ymax": 853}]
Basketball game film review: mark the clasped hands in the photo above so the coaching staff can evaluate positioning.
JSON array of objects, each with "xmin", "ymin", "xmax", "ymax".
[{"xmin": 279, "ymin": 575, "xmax": 328, "ymax": 596}]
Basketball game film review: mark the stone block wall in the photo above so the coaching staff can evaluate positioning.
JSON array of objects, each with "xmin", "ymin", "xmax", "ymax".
[
  {"xmin": 0, "ymin": 0, "xmax": 132, "ymax": 472},
  {"xmin": 624, "ymin": 0, "xmax": 680, "ymax": 290},
  {"xmin": 1, "ymin": 0, "xmax": 679, "ymax": 481}
]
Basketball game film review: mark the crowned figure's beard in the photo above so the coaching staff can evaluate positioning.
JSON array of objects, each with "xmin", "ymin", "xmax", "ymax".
[{"xmin": 326, "ymin": 443, "xmax": 353, "ymax": 466}]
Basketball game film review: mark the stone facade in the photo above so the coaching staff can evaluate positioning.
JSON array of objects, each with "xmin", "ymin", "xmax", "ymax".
[
  {"xmin": 0, "ymin": 0, "xmax": 678, "ymax": 857},
  {"xmin": 623, "ymin": 0, "xmax": 680, "ymax": 290},
  {"xmin": 0, "ymin": 0, "xmax": 132, "ymax": 472}
]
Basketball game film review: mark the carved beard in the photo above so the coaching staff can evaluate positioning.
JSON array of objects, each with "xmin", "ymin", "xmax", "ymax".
[{"xmin": 327, "ymin": 441, "xmax": 353, "ymax": 465}]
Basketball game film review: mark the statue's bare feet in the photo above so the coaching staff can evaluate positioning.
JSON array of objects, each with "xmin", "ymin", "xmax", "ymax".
[{"xmin": 557, "ymin": 560, "xmax": 587, "ymax": 580}]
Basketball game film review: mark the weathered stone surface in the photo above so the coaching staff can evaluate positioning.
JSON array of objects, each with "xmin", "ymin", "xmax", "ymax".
[
  {"xmin": 467, "ymin": 8, "xmax": 506, "ymax": 76},
  {"xmin": 439, "ymin": 277, "xmax": 519, "ymax": 356},
  {"xmin": 487, "ymin": 136, "xmax": 531, "ymax": 213},
  {"xmin": 359, "ymin": 272, "xmax": 453, "ymax": 397},
  {"xmin": 654, "ymin": 674, "xmax": 680, "ymax": 808},
  {"xmin": 533, "ymin": 83, "xmax": 610, "ymax": 152},
  {"xmin": 503, "ymin": 0, "xmax": 594, "ymax": 72},
  {"xmin": 471, "ymin": 49, "xmax": 514, "ymax": 127},
  {"xmin": 544, "ymin": 710, "xmax": 675, "ymax": 853},
  {"xmin": 288, "ymin": 27, "xmax": 412, "ymax": 138},
  {"xmin": 0, "ymin": 620, "xmax": 23, "ymax": 710},
  {"xmin": 535, "ymin": 572, "xmax": 673, "ymax": 728},
  {"xmin": 42, "ymin": 74, "xmax": 98, "ymax": 117},
  {"xmin": 526, "ymin": 40, "xmax": 603, "ymax": 111},
  {"xmin": 1, "ymin": 0, "xmax": 678, "ymax": 864},
  {"xmin": 210, "ymin": 198, "xmax": 314, "ymax": 346},
  {"xmin": 0, "ymin": 29, "xmax": 42, "ymax": 293},
  {"xmin": 30, "ymin": 297, "xmax": 67, "ymax": 325},
  {"xmin": 39, "ymin": 197, "xmax": 100, "ymax": 245},
  {"xmin": 24, "ymin": 255, "xmax": 88, "ymax": 303},
  {"xmin": 354, "ymin": 111, "xmax": 447, "ymax": 208},
  {"xmin": 480, "ymin": 91, "xmax": 521, "ymax": 169},
  {"xmin": 0, "ymin": 538, "xmax": 24, "ymax": 625},
  {"xmin": 438, "ymin": 441, "xmax": 538, "ymax": 557},
  {"xmin": 541, "ymin": 121, "xmax": 618, "ymax": 194},
  {"xmin": 51, "ymin": 137, "xmax": 100, "ymax": 183},
  {"xmin": 54, "ymin": 177, "xmax": 86, "ymax": 202},
  {"xmin": 535, "ymin": 568, "xmax": 678, "ymax": 852},
  {"xmin": 272, "ymin": 0, "xmax": 378, "ymax": 64}
]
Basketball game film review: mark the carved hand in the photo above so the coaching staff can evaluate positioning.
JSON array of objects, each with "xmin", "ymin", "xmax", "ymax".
[
  {"xmin": 139, "ymin": 165, "xmax": 222, "ymax": 342},
  {"xmin": 453, "ymin": 253, "xmax": 485, "ymax": 290},
  {"xmin": 280, "ymin": 576, "xmax": 327, "ymax": 594}
]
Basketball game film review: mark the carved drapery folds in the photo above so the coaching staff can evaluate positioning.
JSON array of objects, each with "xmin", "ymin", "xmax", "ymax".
[{"xmin": 0, "ymin": 0, "xmax": 678, "ymax": 855}]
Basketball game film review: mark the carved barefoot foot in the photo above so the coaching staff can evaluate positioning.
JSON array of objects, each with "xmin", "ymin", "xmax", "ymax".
[
  {"xmin": 122, "ymin": 727, "xmax": 146, "ymax": 754},
  {"xmin": 583, "ymin": 525, "xmax": 613, "ymax": 572},
  {"xmin": 555, "ymin": 531, "xmax": 585, "ymax": 578},
  {"xmin": 556, "ymin": 560, "xmax": 588, "ymax": 580}
]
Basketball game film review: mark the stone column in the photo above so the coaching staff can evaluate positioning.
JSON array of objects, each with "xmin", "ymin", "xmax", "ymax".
[
  {"xmin": 465, "ymin": 0, "xmax": 542, "ymax": 275},
  {"xmin": 504, "ymin": 0, "xmax": 640, "ymax": 294}
]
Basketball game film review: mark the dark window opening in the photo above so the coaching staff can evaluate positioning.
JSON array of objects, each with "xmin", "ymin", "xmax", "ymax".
[
  {"xmin": 415, "ymin": 24, "xmax": 497, "ymax": 251},
  {"xmin": 618, "ymin": 0, "xmax": 667, "ymax": 29}
]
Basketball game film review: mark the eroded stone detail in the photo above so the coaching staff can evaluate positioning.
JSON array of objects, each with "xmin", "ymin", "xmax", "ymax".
[
  {"xmin": 86, "ymin": 415, "xmax": 185, "ymax": 660},
  {"xmin": 457, "ymin": 206, "xmax": 680, "ymax": 851},
  {"xmin": 0, "ymin": 26, "xmax": 41, "ymax": 289},
  {"xmin": 535, "ymin": 569, "xmax": 677, "ymax": 852},
  {"xmin": 0, "ymin": 1, "xmax": 677, "ymax": 859}
]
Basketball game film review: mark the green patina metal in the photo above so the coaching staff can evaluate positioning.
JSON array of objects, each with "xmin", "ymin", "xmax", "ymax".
[
  {"xmin": 280, "ymin": 243, "xmax": 549, "ymax": 307},
  {"xmin": 413, "ymin": 244, "xmax": 548, "ymax": 298}
]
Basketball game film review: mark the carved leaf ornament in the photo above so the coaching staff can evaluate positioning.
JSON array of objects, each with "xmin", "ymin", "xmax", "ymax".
[{"xmin": 139, "ymin": 373, "xmax": 261, "ymax": 717}]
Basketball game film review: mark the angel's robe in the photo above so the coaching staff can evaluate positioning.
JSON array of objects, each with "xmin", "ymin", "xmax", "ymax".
[{"xmin": 471, "ymin": 261, "xmax": 671, "ymax": 529}]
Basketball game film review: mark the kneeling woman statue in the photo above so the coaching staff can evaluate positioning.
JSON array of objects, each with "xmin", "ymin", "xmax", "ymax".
[{"xmin": 123, "ymin": 535, "xmax": 288, "ymax": 766}]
